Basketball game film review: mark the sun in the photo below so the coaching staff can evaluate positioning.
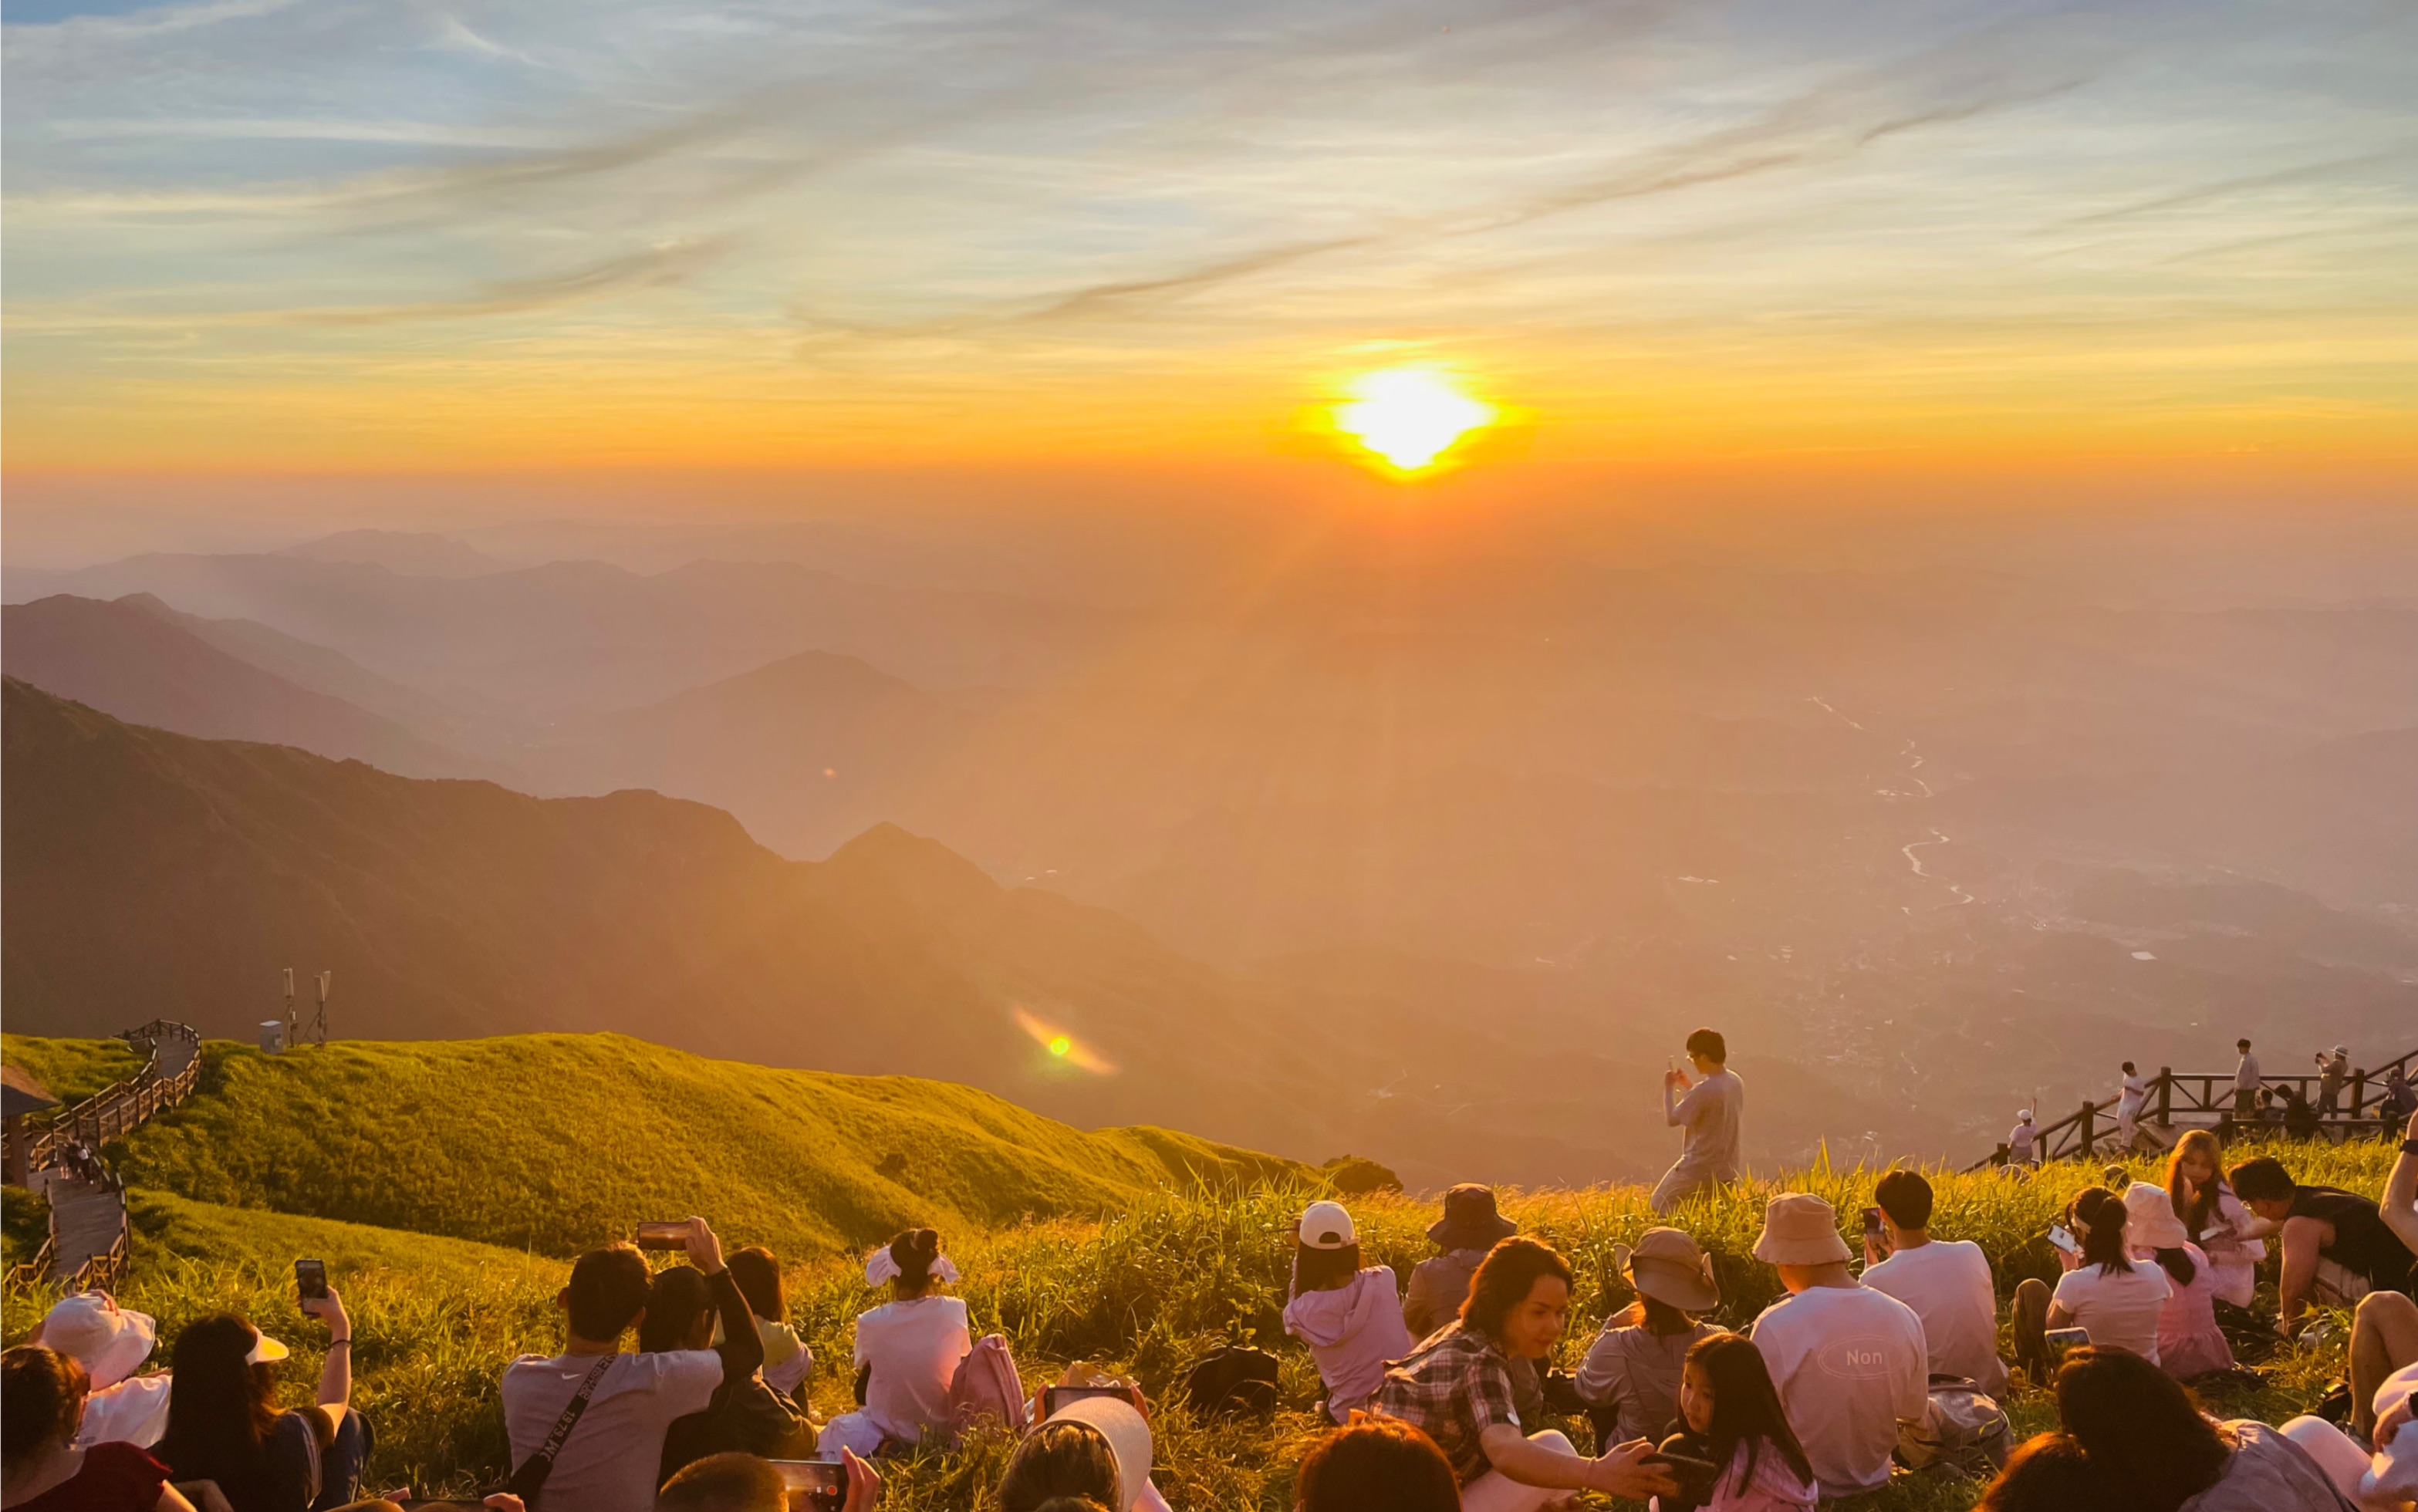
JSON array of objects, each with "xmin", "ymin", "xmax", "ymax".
[{"xmin": 1332, "ymin": 366, "xmax": 1498, "ymax": 474}]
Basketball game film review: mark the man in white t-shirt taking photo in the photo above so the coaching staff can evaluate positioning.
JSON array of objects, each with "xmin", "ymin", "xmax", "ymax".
[
  {"xmin": 502, "ymin": 1216, "xmax": 773, "ymax": 1512},
  {"xmin": 1859, "ymin": 1169, "xmax": 2008, "ymax": 1397},
  {"xmin": 1745, "ymin": 1192, "xmax": 1930, "ymax": 1500}
]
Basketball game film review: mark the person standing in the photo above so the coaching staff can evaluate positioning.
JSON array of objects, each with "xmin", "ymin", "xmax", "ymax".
[
  {"xmin": 2318, "ymin": 1047, "xmax": 2352, "ymax": 1118},
  {"xmin": 2116, "ymin": 1063, "xmax": 2149, "ymax": 1153},
  {"xmin": 2235, "ymin": 1039, "xmax": 2263, "ymax": 1120},
  {"xmin": 1652, "ymin": 1029, "xmax": 1744, "ymax": 1216},
  {"xmin": 2008, "ymin": 1109, "xmax": 2039, "ymax": 1169}
]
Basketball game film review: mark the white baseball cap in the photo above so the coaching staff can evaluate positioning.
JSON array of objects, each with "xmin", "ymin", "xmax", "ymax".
[{"xmin": 1297, "ymin": 1200, "xmax": 1356, "ymax": 1250}]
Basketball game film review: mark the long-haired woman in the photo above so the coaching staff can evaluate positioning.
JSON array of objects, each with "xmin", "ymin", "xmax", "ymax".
[
  {"xmin": 815, "ymin": 1228, "xmax": 977, "ymax": 1461},
  {"xmin": 1670, "ymin": 1332, "xmax": 1815, "ymax": 1512},
  {"xmin": 1575, "ymin": 1227, "xmax": 1722, "ymax": 1445},
  {"xmin": 1283, "ymin": 1200, "xmax": 1413, "ymax": 1423},
  {"xmin": 2043, "ymin": 1187, "xmax": 2172, "ymax": 1365},
  {"xmin": 2165, "ymin": 1129, "xmax": 2268, "ymax": 1308},
  {"xmin": 151, "ymin": 1290, "xmax": 362, "ymax": 1512}
]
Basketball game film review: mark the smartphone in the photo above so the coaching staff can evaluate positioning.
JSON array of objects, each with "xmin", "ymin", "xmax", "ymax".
[
  {"xmin": 1646, "ymin": 1450, "xmax": 1722, "ymax": 1497},
  {"xmin": 1861, "ymin": 1206, "xmax": 1884, "ymax": 1235},
  {"xmin": 2045, "ymin": 1224, "xmax": 2080, "ymax": 1255},
  {"xmin": 2044, "ymin": 1326, "xmax": 2092, "ymax": 1362},
  {"xmin": 295, "ymin": 1257, "xmax": 329, "ymax": 1302},
  {"xmin": 1043, "ymin": 1384, "xmax": 1136, "ymax": 1416},
  {"xmin": 635, "ymin": 1221, "xmax": 691, "ymax": 1252},
  {"xmin": 768, "ymin": 1460, "xmax": 848, "ymax": 1512}
]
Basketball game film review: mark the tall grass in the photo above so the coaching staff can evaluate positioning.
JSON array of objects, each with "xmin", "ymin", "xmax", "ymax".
[{"xmin": 5, "ymin": 1138, "xmax": 2391, "ymax": 1509}]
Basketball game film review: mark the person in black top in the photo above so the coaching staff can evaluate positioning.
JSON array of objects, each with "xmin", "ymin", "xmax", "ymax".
[{"xmin": 2229, "ymin": 1155, "xmax": 2416, "ymax": 1334}]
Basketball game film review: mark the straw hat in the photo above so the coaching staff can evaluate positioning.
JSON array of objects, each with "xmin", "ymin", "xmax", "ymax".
[
  {"xmin": 39, "ymin": 1294, "xmax": 157, "ymax": 1389},
  {"xmin": 1047, "ymin": 1395, "xmax": 1153, "ymax": 1512},
  {"xmin": 1615, "ymin": 1227, "xmax": 1720, "ymax": 1312},
  {"xmin": 2123, "ymin": 1180, "xmax": 2191, "ymax": 1250},
  {"xmin": 1751, "ymin": 1193, "xmax": 1852, "ymax": 1267}
]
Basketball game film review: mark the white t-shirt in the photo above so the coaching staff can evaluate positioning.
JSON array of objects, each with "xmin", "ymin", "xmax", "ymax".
[
  {"xmin": 1862, "ymin": 1240, "xmax": 2008, "ymax": 1396},
  {"xmin": 501, "ymin": 1349, "xmax": 721, "ymax": 1512},
  {"xmin": 1749, "ymin": 1284, "xmax": 1928, "ymax": 1498},
  {"xmin": 854, "ymin": 1294, "xmax": 972, "ymax": 1443},
  {"xmin": 76, "ymin": 1373, "xmax": 174, "ymax": 1449},
  {"xmin": 2051, "ymin": 1261, "xmax": 2172, "ymax": 1365}
]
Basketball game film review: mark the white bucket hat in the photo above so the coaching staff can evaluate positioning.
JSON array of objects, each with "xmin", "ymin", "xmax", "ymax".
[
  {"xmin": 40, "ymin": 1294, "xmax": 157, "ymax": 1389},
  {"xmin": 1297, "ymin": 1200, "xmax": 1356, "ymax": 1250},
  {"xmin": 2123, "ymin": 1181, "xmax": 2191, "ymax": 1251}
]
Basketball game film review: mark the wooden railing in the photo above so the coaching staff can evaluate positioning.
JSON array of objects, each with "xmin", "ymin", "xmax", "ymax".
[
  {"xmin": 6, "ymin": 1021, "xmax": 202, "ymax": 1292},
  {"xmin": 1969, "ymin": 1042, "xmax": 2418, "ymax": 1171}
]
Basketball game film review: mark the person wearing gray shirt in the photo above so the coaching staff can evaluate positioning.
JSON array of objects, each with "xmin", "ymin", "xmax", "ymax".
[{"xmin": 1650, "ymin": 1028, "xmax": 1744, "ymax": 1215}]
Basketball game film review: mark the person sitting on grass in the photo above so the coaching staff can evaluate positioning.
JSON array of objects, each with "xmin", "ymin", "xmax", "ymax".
[
  {"xmin": 2166, "ymin": 1129, "xmax": 2268, "ymax": 1310},
  {"xmin": 1284, "ymin": 1199, "xmax": 1415, "ymax": 1424},
  {"xmin": 816, "ymin": 1229, "xmax": 974, "ymax": 1462},
  {"xmin": 2230, "ymin": 1155, "xmax": 2417, "ymax": 1337},
  {"xmin": 995, "ymin": 1389, "xmax": 1173, "ymax": 1512},
  {"xmin": 1972, "ymin": 1434, "xmax": 2123, "ymax": 1512},
  {"xmin": 641, "ymin": 1264, "xmax": 809, "ymax": 1480},
  {"xmin": 1403, "ymin": 1187, "xmax": 1518, "ymax": 1342},
  {"xmin": 1373, "ymin": 1236, "xmax": 1679, "ymax": 1512},
  {"xmin": 2051, "ymin": 1345, "xmax": 2355, "ymax": 1511},
  {"xmin": 2121, "ymin": 1181, "xmax": 2234, "ymax": 1381},
  {"xmin": 1573, "ymin": 1227, "xmax": 1723, "ymax": 1446},
  {"xmin": 15, "ymin": 1291, "xmax": 174, "ymax": 1451},
  {"xmin": 1656, "ymin": 1332, "xmax": 1815, "ymax": 1512},
  {"xmin": 2013, "ymin": 1186, "xmax": 2169, "ymax": 1374},
  {"xmin": 1741, "ymin": 1193, "xmax": 1927, "ymax": 1501},
  {"xmin": 2, "ymin": 1345, "xmax": 197, "ymax": 1512},
  {"xmin": 724, "ymin": 1247, "xmax": 812, "ymax": 1399},
  {"xmin": 154, "ymin": 1288, "xmax": 363, "ymax": 1512},
  {"xmin": 1859, "ymin": 1167, "xmax": 2009, "ymax": 1396},
  {"xmin": 500, "ymin": 1217, "xmax": 761, "ymax": 1512},
  {"xmin": 1292, "ymin": 1417, "xmax": 1461, "ymax": 1512},
  {"xmin": 655, "ymin": 1452, "xmax": 880, "ymax": 1512}
]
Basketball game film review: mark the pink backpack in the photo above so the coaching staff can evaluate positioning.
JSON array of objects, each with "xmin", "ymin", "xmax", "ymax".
[{"xmin": 948, "ymin": 1335, "xmax": 1028, "ymax": 1436}]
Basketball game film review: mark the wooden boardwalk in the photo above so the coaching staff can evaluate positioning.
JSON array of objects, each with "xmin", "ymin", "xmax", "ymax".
[{"xmin": 10, "ymin": 1021, "xmax": 204, "ymax": 1291}]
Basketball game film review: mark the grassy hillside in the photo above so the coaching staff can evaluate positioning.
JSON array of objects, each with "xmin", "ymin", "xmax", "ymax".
[
  {"xmin": 6, "ymin": 1032, "xmax": 1305, "ymax": 1257},
  {"xmin": 5, "ymin": 1139, "xmax": 2396, "ymax": 1509},
  {"xmin": 0, "ymin": 1031, "xmax": 148, "ymax": 1102}
]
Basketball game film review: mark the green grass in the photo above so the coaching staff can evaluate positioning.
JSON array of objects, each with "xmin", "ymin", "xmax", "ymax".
[
  {"xmin": 3, "ymin": 1033, "xmax": 1305, "ymax": 1258},
  {"xmin": 5, "ymin": 1139, "xmax": 2393, "ymax": 1508},
  {"xmin": 2, "ymin": 1033, "xmax": 2393, "ymax": 1506},
  {"xmin": 2, "ymin": 1031, "xmax": 150, "ymax": 1103}
]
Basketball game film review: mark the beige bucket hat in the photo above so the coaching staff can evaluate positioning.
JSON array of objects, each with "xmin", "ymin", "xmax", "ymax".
[{"xmin": 1751, "ymin": 1193, "xmax": 1852, "ymax": 1267}]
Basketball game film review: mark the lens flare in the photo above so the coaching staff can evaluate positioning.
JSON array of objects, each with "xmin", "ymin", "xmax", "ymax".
[
  {"xmin": 1013, "ymin": 1005, "xmax": 1117, "ymax": 1074},
  {"xmin": 1333, "ymin": 366, "xmax": 1497, "ymax": 473}
]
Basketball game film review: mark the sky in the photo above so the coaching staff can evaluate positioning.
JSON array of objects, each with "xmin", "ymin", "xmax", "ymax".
[{"xmin": 5, "ymin": 0, "xmax": 2416, "ymax": 524}]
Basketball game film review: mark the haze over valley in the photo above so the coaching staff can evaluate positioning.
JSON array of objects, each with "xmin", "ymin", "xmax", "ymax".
[{"xmin": 9, "ymin": 501, "xmax": 2413, "ymax": 1187}]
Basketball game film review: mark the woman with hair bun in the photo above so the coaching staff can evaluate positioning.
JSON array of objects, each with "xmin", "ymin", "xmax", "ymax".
[
  {"xmin": 816, "ymin": 1228, "xmax": 974, "ymax": 1461},
  {"xmin": 2014, "ymin": 1187, "xmax": 2172, "ymax": 1374}
]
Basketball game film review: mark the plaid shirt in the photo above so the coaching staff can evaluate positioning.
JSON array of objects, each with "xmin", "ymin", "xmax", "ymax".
[{"xmin": 1372, "ymin": 1321, "xmax": 1521, "ymax": 1483}]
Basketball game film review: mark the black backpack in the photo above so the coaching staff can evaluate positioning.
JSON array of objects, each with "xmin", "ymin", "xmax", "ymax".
[{"xmin": 1181, "ymin": 1345, "xmax": 1280, "ymax": 1419}]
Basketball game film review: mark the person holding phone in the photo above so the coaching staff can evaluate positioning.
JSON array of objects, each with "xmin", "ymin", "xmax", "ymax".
[
  {"xmin": 151, "ymin": 1280, "xmax": 362, "ymax": 1512},
  {"xmin": 501, "ymin": 1216, "xmax": 762, "ymax": 1512},
  {"xmin": 1859, "ymin": 1169, "xmax": 2008, "ymax": 1396},
  {"xmin": 1652, "ymin": 1030, "xmax": 1745, "ymax": 1216},
  {"xmin": 1373, "ymin": 1237, "xmax": 1680, "ymax": 1511},
  {"xmin": 654, "ymin": 1451, "xmax": 881, "ymax": 1512},
  {"xmin": 1660, "ymin": 1333, "xmax": 1815, "ymax": 1512},
  {"xmin": 2011, "ymin": 1188, "xmax": 2170, "ymax": 1378}
]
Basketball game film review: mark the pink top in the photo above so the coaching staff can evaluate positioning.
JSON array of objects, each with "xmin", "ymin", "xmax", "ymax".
[
  {"xmin": 2137, "ymin": 1241, "xmax": 2234, "ymax": 1381},
  {"xmin": 1681, "ymin": 1439, "xmax": 1817, "ymax": 1512}
]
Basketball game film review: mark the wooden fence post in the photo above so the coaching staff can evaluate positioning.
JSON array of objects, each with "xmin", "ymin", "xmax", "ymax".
[
  {"xmin": 2156, "ymin": 1068, "xmax": 2173, "ymax": 1126},
  {"xmin": 2079, "ymin": 1099, "xmax": 2097, "ymax": 1159}
]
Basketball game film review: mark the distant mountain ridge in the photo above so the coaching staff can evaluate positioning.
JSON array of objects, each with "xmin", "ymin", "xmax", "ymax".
[{"xmin": 2, "ymin": 595, "xmax": 487, "ymax": 779}]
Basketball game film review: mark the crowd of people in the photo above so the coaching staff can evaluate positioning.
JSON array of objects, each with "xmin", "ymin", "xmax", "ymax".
[{"xmin": 5, "ymin": 1029, "xmax": 2416, "ymax": 1512}]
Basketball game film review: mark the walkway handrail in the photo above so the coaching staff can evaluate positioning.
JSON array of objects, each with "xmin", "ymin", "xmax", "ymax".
[
  {"xmin": 1967, "ymin": 1042, "xmax": 2418, "ymax": 1172},
  {"xmin": 5, "ymin": 1021, "xmax": 203, "ymax": 1292}
]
